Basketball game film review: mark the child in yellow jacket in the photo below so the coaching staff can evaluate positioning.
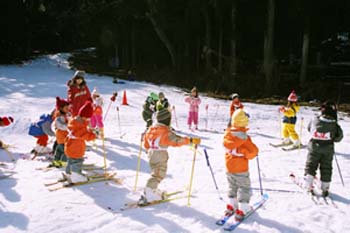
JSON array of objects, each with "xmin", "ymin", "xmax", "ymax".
[
  {"xmin": 279, "ymin": 90, "xmax": 300, "ymax": 147},
  {"xmin": 138, "ymin": 108, "xmax": 200, "ymax": 205},
  {"xmin": 223, "ymin": 109, "xmax": 258, "ymax": 221}
]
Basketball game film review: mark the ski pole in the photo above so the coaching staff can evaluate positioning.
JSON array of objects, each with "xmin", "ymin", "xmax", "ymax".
[
  {"xmin": 101, "ymin": 128, "xmax": 108, "ymax": 175},
  {"xmin": 134, "ymin": 133, "xmax": 144, "ymax": 192},
  {"xmin": 298, "ymin": 117, "xmax": 304, "ymax": 153},
  {"xmin": 279, "ymin": 112, "xmax": 282, "ymax": 139},
  {"xmin": 205, "ymin": 104, "xmax": 209, "ymax": 130},
  {"xmin": 172, "ymin": 106, "xmax": 178, "ymax": 128},
  {"xmin": 116, "ymin": 106, "xmax": 122, "ymax": 138},
  {"xmin": 104, "ymin": 92, "xmax": 118, "ymax": 121},
  {"xmin": 187, "ymin": 144, "xmax": 197, "ymax": 206},
  {"xmin": 256, "ymin": 155, "xmax": 264, "ymax": 196},
  {"xmin": 203, "ymin": 148, "xmax": 224, "ymax": 201},
  {"xmin": 334, "ymin": 153, "xmax": 345, "ymax": 187}
]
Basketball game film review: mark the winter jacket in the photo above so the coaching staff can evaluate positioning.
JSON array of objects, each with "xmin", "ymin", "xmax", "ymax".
[
  {"xmin": 156, "ymin": 98, "xmax": 170, "ymax": 111},
  {"xmin": 308, "ymin": 115, "xmax": 343, "ymax": 144},
  {"xmin": 93, "ymin": 96, "xmax": 104, "ymax": 115},
  {"xmin": 184, "ymin": 96, "xmax": 201, "ymax": 113},
  {"xmin": 28, "ymin": 114, "xmax": 55, "ymax": 137},
  {"xmin": 230, "ymin": 101, "xmax": 244, "ymax": 117},
  {"xmin": 224, "ymin": 127, "xmax": 258, "ymax": 173},
  {"xmin": 282, "ymin": 103, "xmax": 299, "ymax": 124},
  {"xmin": 55, "ymin": 113, "xmax": 68, "ymax": 144},
  {"xmin": 142, "ymin": 97, "xmax": 157, "ymax": 121},
  {"xmin": 67, "ymin": 83, "xmax": 91, "ymax": 116},
  {"xmin": 143, "ymin": 123, "xmax": 190, "ymax": 151},
  {"xmin": 64, "ymin": 117, "xmax": 96, "ymax": 159}
]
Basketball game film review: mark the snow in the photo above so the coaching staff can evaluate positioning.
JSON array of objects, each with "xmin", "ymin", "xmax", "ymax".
[{"xmin": 1, "ymin": 54, "xmax": 350, "ymax": 233}]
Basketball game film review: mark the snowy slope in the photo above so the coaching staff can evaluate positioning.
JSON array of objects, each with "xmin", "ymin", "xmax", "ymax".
[{"xmin": 0, "ymin": 54, "xmax": 350, "ymax": 233}]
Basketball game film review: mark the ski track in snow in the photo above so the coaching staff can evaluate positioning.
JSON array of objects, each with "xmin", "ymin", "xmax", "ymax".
[{"xmin": 1, "ymin": 53, "xmax": 350, "ymax": 233}]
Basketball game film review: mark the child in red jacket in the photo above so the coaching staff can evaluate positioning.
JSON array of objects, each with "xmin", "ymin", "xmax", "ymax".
[{"xmin": 0, "ymin": 116, "xmax": 14, "ymax": 149}]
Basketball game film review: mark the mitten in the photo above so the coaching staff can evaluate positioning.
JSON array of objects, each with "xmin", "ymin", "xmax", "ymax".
[
  {"xmin": 110, "ymin": 92, "xmax": 118, "ymax": 102},
  {"xmin": 279, "ymin": 106, "xmax": 285, "ymax": 112},
  {"xmin": 190, "ymin": 137, "xmax": 201, "ymax": 145}
]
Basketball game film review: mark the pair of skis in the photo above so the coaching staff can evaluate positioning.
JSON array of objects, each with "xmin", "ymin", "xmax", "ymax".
[
  {"xmin": 45, "ymin": 172, "xmax": 123, "ymax": 191},
  {"xmin": 269, "ymin": 142, "xmax": 306, "ymax": 151},
  {"xmin": 215, "ymin": 194, "xmax": 269, "ymax": 231}
]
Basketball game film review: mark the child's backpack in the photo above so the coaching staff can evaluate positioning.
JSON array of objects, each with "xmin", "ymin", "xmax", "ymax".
[{"xmin": 28, "ymin": 114, "xmax": 52, "ymax": 136}]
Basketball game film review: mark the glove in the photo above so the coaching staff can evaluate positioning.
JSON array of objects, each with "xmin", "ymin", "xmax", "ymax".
[
  {"xmin": 279, "ymin": 106, "xmax": 285, "ymax": 112},
  {"xmin": 149, "ymin": 104, "xmax": 155, "ymax": 112},
  {"xmin": 232, "ymin": 131, "xmax": 248, "ymax": 140},
  {"xmin": 190, "ymin": 137, "xmax": 201, "ymax": 145},
  {"xmin": 0, "ymin": 116, "xmax": 14, "ymax": 126},
  {"xmin": 110, "ymin": 92, "xmax": 118, "ymax": 102}
]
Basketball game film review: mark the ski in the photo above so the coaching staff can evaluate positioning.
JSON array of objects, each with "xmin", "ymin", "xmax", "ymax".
[
  {"xmin": 282, "ymin": 144, "xmax": 306, "ymax": 151},
  {"xmin": 48, "ymin": 172, "xmax": 122, "ymax": 191},
  {"xmin": 223, "ymin": 193, "xmax": 269, "ymax": 231},
  {"xmin": 37, "ymin": 163, "xmax": 103, "ymax": 172},
  {"xmin": 216, "ymin": 213, "xmax": 234, "ymax": 226},
  {"xmin": 269, "ymin": 142, "xmax": 292, "ymax": 148},
  {"xmin": 120, "ymin": 190, "xmax": 187, "ymax": 211}
]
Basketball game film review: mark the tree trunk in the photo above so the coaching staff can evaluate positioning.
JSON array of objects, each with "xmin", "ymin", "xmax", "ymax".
[
  {"xmin": 264, "ymin": 0, "xmax": 275, "ymax": 95},
  {"xmin": 218, "ymin": 14, "xmax": 223, "ymax": 72},
  {"xmin": 300, "ymin": 21, "xmax": 310, "ymax": 85},
  {"xmin": 146, "ymin": 0, "xmax": 176, "ymax": 68},
  {"xmin": 230, "ymin": 0, "xmax": 237, "ymax": 79},
  {"xmin": 203, "ymin": 5, "xmax": 211, "ymax": 70},
  {"xmin": 131, "ymin": 22, "xmax": 136, "ymax": 67}
]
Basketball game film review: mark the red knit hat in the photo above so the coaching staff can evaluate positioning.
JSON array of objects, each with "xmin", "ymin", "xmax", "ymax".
[
  {"xmin": 1, "ymin": 116, "xmax": 14, "ymax": 126},
  {"xmin": 287, "ymin": 90, "xmax": 298, "ymax": 102},
  {"xmin": 78, "ymin": 101, "xmax": 94, "ymax": 118},
  {"xmin": 56, "ymin": 97, "xmax": 69, "ymax": 110}
]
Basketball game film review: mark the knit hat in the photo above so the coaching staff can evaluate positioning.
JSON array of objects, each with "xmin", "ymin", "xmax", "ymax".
[
  {"xmin": 150, "ymin": 92, "xmax": 159, "ymax": 101},
  {"xmin": 1, "ymin": 116, "xmax": 14, "ymax": 126},
  {"xmin": 287, "ymin": 90, "xmax": 298, "ymax": 102},
  {"xmin": 78, "ymin": 101, "xmax": 94, "ymax": 118},
  {"xmin": 73, "ymin": 70, "xmax": 85, "ymax": 79},
  {"xmin": 156, "ymin": 108, "xmax": 171, "ymax": 126},
  {"xmin": 158, "ymin": 92, "xmax": 165, "ymax": 100},
  {"xmin": 231, "ymin": 93, "xmax": 239, "ymax": 100},
  {"xmin": 92, "ymin": 88, "xmax": 100, "ymax": 97},
  {"xmin": 56, "ymin": 96, "xmax": 69, "ymax": 110},
  {"xmin": 231, "ymin": 109, "xmax": 249, "ymax": 128},
  {"xmin": 321, "ymin": 101, "xmax": 337, "ymax": 120}
]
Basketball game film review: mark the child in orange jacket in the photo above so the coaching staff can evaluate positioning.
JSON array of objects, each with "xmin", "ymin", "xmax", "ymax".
[
  {"xmin": 223, "ymin": 109, "xmax": 258, "ymax": 221},
  {"xmin": 51, "ymin": 97, "xmax": 70, "ymax": 167},
  {"xmin": 64, "ymin": 101, "xmax": 96, "ymax": 183},
  {"xmin": 138, "ymin": 108, "xmax": 201, "ymax": 205}
]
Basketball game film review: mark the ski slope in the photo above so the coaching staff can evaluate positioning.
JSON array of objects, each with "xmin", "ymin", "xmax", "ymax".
[{"xmin": 0, "ymin": 54, "xmax": 350, "ymax": 233}]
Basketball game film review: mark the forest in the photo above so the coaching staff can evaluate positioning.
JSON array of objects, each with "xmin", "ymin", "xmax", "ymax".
[{"xmin": 1, "ymin": 0, "xmax": 350, "ymax": 102}]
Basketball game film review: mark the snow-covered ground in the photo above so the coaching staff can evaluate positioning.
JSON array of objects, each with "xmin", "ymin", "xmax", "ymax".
[{"xmin": 0, "ymin": 54, "xmax": 349, "ymax": 233}]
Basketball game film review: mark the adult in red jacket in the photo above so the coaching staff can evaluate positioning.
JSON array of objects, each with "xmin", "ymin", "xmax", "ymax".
[{"xmin": 67, "ymin": 70, "xmax": 91, "ymax": 117}]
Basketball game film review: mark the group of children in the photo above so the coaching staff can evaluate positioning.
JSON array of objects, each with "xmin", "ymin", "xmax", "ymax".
[{"xmin": 1, "ymin": 74, "xmax": 344, "ymax": 221}]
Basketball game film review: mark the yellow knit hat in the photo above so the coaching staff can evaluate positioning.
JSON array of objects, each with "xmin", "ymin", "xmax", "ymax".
[{"xmin": 231, "ymin": 109, "xmax": 249, "ymax": 128}]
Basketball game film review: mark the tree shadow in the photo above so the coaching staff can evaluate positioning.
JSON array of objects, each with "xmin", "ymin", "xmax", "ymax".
[{"xmin": 0, "ymin": 177, "xmax": 29, "ymax": 231}]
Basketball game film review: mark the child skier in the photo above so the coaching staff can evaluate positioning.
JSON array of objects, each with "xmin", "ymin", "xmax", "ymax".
[
  {"xmin": 228, "ymin": 93, "xmax": 244, "ymax": 127},
  {"xmin": 64, "ymin": 101, "xmax": 97, "ymax": 183},
  {"xmin": 142, "ymin": 92, "xmax": 159, "ymax": 129},
  {"xmin": 279, "ymin": 90, "xmax": 300, "ymax": 147},
  {"xmin": 223, "ymin": 109, "xmax": 258, "ymax": 221},
  {"xmin": 50, "ymin": 97, "xmax": 70, "ymax": 167},
  {"xmin": 90, "ymin": 88, "xmax": 104, "ymax": 138},
  {"xmin": 156, "ymin": 92, "xmax": 170, "ymax": 111},
  {"xmin": 184, "ymin": 87, "xmax": 201, "ymax": 130},
  {"xmin": 28, "ymin": 111, "xmax": 55, "ymax": 154},
  {"xmin": 0, "ymin": 116, "xmax": 14, "ymax": 149},
  {"xmin": 138, "ymin": 108, "xmax": 201, "ymax": 205},
  {"xmin": 303, "ymin": 101, "xmax": 343, "ymax": 197},
  {"xmin": 67, "ymin": 70, "xmax": 91, "ymax": 117}
]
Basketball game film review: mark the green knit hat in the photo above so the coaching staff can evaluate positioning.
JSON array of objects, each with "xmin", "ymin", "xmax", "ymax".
[
  {"xmin": 150, "ymin": 92, "xmax": 159, "ymax": 101},
  {"xmin": 156, "ymin": 108, "xmax": 171, "ymax": 126}
]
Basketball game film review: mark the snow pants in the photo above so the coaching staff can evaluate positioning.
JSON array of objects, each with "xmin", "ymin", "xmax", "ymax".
[
  {"xmin": 187, "ymin": 111, "xmax": 199, "ymax": 127},
  {"xmin": 90, "ymin": 114, "xmax": 104, "ymax": 129},
  {"xmin": 146, "ymin": 150, "xmax": 169, "ymax": 190},
  {"xmin": 226, "ymin": 172, "xmax": 251, "ymax": 203},
  {"xmin": 282, "ymin": 123, "xmax": 299, "ymax": 141},
  {"xmin": 66, "ymin": 157, "xmax": 84, "ymax": 174},
  {"xmin": 35, "ymin": 134, "xmax": 49, "ymax": 147},
  {"xmin": 54, "ymin": 143, "xmax": 67, "ymax": 162},
  {"xmin": 304, "ymin": 141, "xmax": 334, "ymax": 182}
]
